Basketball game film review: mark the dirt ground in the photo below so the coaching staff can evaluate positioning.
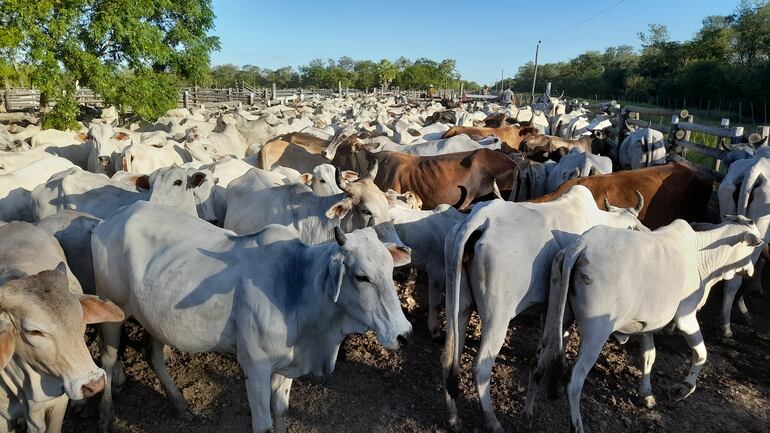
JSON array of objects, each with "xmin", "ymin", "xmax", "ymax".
[{"xmin": 64, "ymin": 271, "xmax": 770, "ymax": 433}]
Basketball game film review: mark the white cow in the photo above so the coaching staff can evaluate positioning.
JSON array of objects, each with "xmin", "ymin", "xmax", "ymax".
[
  {"xmin": 92, "ymin": 202, "xmax": 412, "ymax": 433},
  {"xmin": 119, "ymin": 141, "xmax": 185, "ymax": 174},
  {"xmin": 86, "ymin": 124, "xmax": 133, "ymax": 176},
  {"xmin": 717, "ymin": 146, "xmax": 770, "ymax": 337},
  {"xmin": 527, "ymin": 217, "xmax": 762, "ymax": 433},
  {"xmin": 441, "ymin": 186, "xmax": 646, "ymax": 433},
  {"xmin": 31, "ymin": 166, "xmax": 217, "ymax": 222},
  {"xmin": 545, "ymin": 150, "xmax": 612, "ymax": 193},
  {"xmin": 224, "ymin": 164, "xmax": 403, "ymax": 245},
  {"xmin": 389, "ymin": 204, "xmax": 465, "ymax": 336},
  {"xmin": 0, "ymin": 222, "xmax": 124, "ymax": 433},
  {"xmin": 0, "ymin": 156, "xmax": 75, "ymax": 221},
  {"xmin": 619, "ymin": 127, "xmax": 667, "ymax": 169}
]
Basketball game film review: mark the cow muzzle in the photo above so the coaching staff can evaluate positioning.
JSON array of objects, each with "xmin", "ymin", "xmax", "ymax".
[
  {"xmin": 81, "ymin": 374, "xmax": 105, "ymax": 398},
  {"xmin": 97, "ymin": 155, "xmax": 111, "ymax": 166}
]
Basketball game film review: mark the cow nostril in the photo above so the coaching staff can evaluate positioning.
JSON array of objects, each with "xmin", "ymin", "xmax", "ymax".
[
  {"xmin": 81, "ymin": 375, "xmax": 106, "ymax": 398},
  {"xmin": 397, "ymin": 334, "xmax": 410, "ymax": 347}
]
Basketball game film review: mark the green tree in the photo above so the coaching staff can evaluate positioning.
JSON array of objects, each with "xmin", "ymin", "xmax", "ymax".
[
  {"xmin": 377, "ymin": 59, "xmax": 397, "ymax": 90},
  {"xmin": 0, "ymin": 0, "xmax": 220, "ymax": 128}
]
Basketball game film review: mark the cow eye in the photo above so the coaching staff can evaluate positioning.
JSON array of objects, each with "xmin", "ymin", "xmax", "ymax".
[
  {"xmin": 362, "ymin": 209, "xmax": 372, "ymax": 216},
  {"xmin": 25, "ymin": 330, "xmax": 45, "ymax": 337},
  {"xmin": 320, "ymin": 179, "xmax": 326, "ymax": 184},
  {"xmin": 355, "ymin": 274, "xmax": 370, "ymax": 283},
  {"xmin": 173, "ymin": 180, "xmax": 183, "ymax": 186}
]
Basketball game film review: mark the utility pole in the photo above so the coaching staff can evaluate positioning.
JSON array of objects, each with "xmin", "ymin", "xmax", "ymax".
[
  {"xmin": 501, "ymin": 68, "xmax": 504, "ymax": 90},
  {"xmin": 531, "ymin": 40, "xmax": 541, "ymax": 102}
]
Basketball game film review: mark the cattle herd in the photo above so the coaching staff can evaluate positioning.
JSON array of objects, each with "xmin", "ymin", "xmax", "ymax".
[{"xmin": 0, "ymin": 93, "xmax": 768, "ymax": 433}]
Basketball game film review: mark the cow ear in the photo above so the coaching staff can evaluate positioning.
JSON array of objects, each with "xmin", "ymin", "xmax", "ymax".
[
  {"xmin": 189, "ymin": 171, "xmax": 207, "ymax": 188},
  {"xmin": 0, "ymin": 318, "xmax": 15, "ymax": 369},
  {"xmin": 326, "ymin": 255, "xmax": 345, "ymax": 303},
  {"xmin": 75, "ymin": 132, "xmax": 88, "ymax": 142},
  {"xmin": 385, "ymin": 244, "xmax": 412, "ymax": 267},
  {"xmin": 298, "ymin": 173, "xmax": 313, "ymax": 185},
  {"xmin": 341, "ymin": 170, "xmax": 359, "ymax": 182},
  {"xmin": 113, "ymin": 132, "xmax": 130, "ymax": 141},
  {"xmin": 325, "ymin": 198, "xmax": 353, "ymax": 219},
  {"xmin": 79, "ymin": 296, "xmax": 125, "ymax": 324},
  {"xmin": 134, "ymin": 175, "xmax": 150, "ymax": 190}
]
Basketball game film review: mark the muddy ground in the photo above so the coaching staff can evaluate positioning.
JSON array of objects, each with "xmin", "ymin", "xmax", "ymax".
[{"xmin": 64, "ymin": 271, "xmax": 770, "ymax": 433}]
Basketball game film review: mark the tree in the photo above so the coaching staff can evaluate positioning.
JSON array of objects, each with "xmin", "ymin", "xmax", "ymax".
[
  {"xmin": 377, "ymin": 59, "xmax": 397, "ymax": 90},
  {"xmin": 0, "ymin": 0, "xmax": 220, "ymax": 128}
]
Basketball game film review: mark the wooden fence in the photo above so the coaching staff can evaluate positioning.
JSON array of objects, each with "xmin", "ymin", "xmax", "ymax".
[{"xmin": 586, "ymin": 100, "xmax": 769, "ymax": 183}]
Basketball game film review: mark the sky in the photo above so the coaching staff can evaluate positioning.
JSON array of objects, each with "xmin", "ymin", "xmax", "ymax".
[{"xmin": 210, "ymin": 0, "xmax": 741, "ymax": 85}]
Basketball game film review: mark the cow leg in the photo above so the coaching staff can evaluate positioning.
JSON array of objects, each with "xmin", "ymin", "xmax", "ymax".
[
  {"xmin": 735, "ymin": 294, "xmax": 754, "ymax": 326},
  {"xmin": 43, "ymin": 395, "xmax": 68, "ymax": 433},
  {"xmin": 474, "ymin": 315, "xmax": 508, "ymax": 433},
  {"xmin": 270, "ymin": 374, "xmax": 293, "ymax": 433},
  {"xmin": 145, "ymin": 336, "xmax": 192, "ymax": 419},
  {"xmin": 721, "ymin": 277, "xmax": 741, "ymax": 338},
  {"xmin": 442, "ymin": 285, "xmax": 472, "ymax": 432},
  {"xmin": 427, "ymin": 272, "xmax": 442, "ymax": 339},
  {"xmin": 669, "ymin": 313, "xmax": 707, "ymax": 401},
  {"xmin": 567, "ymin": 320, "xmax": 612, "ymax": 433},
  {"xmin": 749, "ymin": 256, "xmax": 766, "ymax": 297},
  {"xmin": 98, "ymin": 322, "xmax": 122, "ymax": 433},
  {"xmin": 638, "ymin": 333, "xmax": 656, "ymax": 409},
  {"xmin": 240, "ymin": 361, "xmax": 273, "ymax": 433}
]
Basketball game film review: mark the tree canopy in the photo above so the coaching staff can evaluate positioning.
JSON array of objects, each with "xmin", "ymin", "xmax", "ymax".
[
  {"xmin": 496, "ymin": 1, "xmax": 770, "ymax": 109},
  {"xmin": 208, "ymin": 56, "xmax": 480, "ymax": 92},
  {"xmin": 0, "ymin": 0, "xmax": 220, "ymax": 128}
]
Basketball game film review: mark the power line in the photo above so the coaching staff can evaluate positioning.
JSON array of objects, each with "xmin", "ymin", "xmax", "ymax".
[{"xmin": 543, "ymin": 0, "xmax": 627, "ymax": 42}]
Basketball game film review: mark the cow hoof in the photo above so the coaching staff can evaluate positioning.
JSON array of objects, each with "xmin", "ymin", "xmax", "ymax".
[
  {"xmin": 174, "ymin": 404, "xmax": 195, "ymax": 421},
  {"xmin": 721, "ymin": 326, "xmax": 734, "ymax": 339},
  {"xmin": 431, "ymin": 330, "xmax": 443, "ymax": 342},
  {"xmin": 668, "ymin": 383, "xmax": 695, "ymax": 401},
  {"xmin": 486, "ymin": 419, "xmax": 505, "ymax": 433},
  {"xmin": 639, "ymin": 394, "xmax": 656, "ymax": 409}
]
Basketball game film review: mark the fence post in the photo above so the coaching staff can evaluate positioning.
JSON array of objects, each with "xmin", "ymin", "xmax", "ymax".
[
  {"xmin": 183, "ymin": 91, "xmax": 189, "ymax": 109},
  {"xmin": 338, "ymin": 81, "xmax": 342, "ymax": 97},
  {"xmin": 272, "ymin": 82, "xmax": 277, "ymax": 105},
  {"xmin": 299, "ymin": 88, "xmax": 304, "ymax": 101},
  {"xmin": 668, "ymin": 114, "xmax": 682, "ymax": 156},
  {"xmin": 248, "ymin": 92, "xmax": 255, "ymax": 106},
  {"xmin": 264, "ymin": 88, "xmax": 269, "ymax": 106},
  {"xmin": 3, "ymin": 87, "xmax": 9, "ymax": 112}
]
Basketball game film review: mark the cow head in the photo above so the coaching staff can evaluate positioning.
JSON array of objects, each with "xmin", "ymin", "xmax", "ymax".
[
  {"xmin": 322, "ymin": 125, "xmax": 358, "ymax": 160},
  {"xmin": 87, "ymin": 124, "xmax": 131, "ymax": 177},
  {"xmin": 692, "ymin": 216, "xmax": 764, "ymax": 282},
  {"xmin": 325, "ymin": 163, "xmax": 404, "ymax": 248},
  {"xmin": 0, "ymin": 264, "xmax": 123, "ymax": 400},
  {"xmin": 326, "ymin": 227, "xmax": 412, "ymax": 349},
  {"xmin": 305, "ymin": 164, "xmax": 358, "ymax": 196},
  {"xmin": 147, "ymin": 166, "xmax": 219, "ymax": 223}
]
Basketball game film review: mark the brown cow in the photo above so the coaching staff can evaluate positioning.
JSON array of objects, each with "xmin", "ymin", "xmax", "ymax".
[
  {"xmin": 331, "ymin": 142, "xmax": 519, "ymax": 209},
  {"xmin": 520, "ymin": 130, "xmax": 610, "ymax": 161},
  {"xmin": 441, "ymin": 125, "xmax": 540, "ymax": 152},
  {"xmin": 530, "ymin": 162, "xmax": 712, "ymax": 229},
  {"xmin": 259, "ymin": 132, "xmax": 330, "ymax": 169}
]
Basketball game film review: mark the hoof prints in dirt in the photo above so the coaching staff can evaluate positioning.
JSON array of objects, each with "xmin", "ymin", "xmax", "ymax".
[{"xmin": 65, "ymin": 275, "xmax": 770, "ymax": 433}]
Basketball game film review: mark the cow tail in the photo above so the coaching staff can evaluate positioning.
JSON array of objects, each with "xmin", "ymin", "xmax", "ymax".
[
  {"xmin": 526, "ymin": 240, "xmax": 585, "ymax": 415},
  {"xmin": 443, "ymin": 213, "xmax": 487, "ymax": 399},
  {"xmin": 737, "ymin": 163, "xmax": 763, "ymax": 215}
]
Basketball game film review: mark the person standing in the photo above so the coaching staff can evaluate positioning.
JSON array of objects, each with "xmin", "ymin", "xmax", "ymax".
[{"xmin": 500, "ymin": 86, "xmax": 515, "ymax": 105}]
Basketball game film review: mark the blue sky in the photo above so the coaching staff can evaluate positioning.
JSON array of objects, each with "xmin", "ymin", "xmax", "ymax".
[{"xmin": 210, "ymin": 0, "xmax": 740, "ymax": 84}]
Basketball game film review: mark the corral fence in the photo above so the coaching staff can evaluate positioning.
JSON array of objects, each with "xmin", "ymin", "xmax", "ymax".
[{"xmin": 586, "ymin": 100, "xmax": 769, "ymax": 185}]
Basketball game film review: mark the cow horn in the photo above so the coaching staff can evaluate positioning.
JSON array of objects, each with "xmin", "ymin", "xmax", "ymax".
[
  {"xmin": 559, "ymin": 91, "xmax": 565, "ymax": 99},
  {"xmin": 367, "ymin": 160, "xmax": 379, "ymax": 179},
  {"xmin": 634, "ymin": 190, "xmax": 645, "ymax": 214},
  {"xmin": 492, "ymin": 180, "xmax": 503, "ymax": 199},
  {"xmin": 721, "ymin": 141, "xmax": 738, "ymax": 151},
  {"xmin": 604, "ymin": 196, "xmax": 622, "ymax": 212},
  {"xmin": 334, "ymin": 226, "xmax": 347, "ymax": 246}
]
